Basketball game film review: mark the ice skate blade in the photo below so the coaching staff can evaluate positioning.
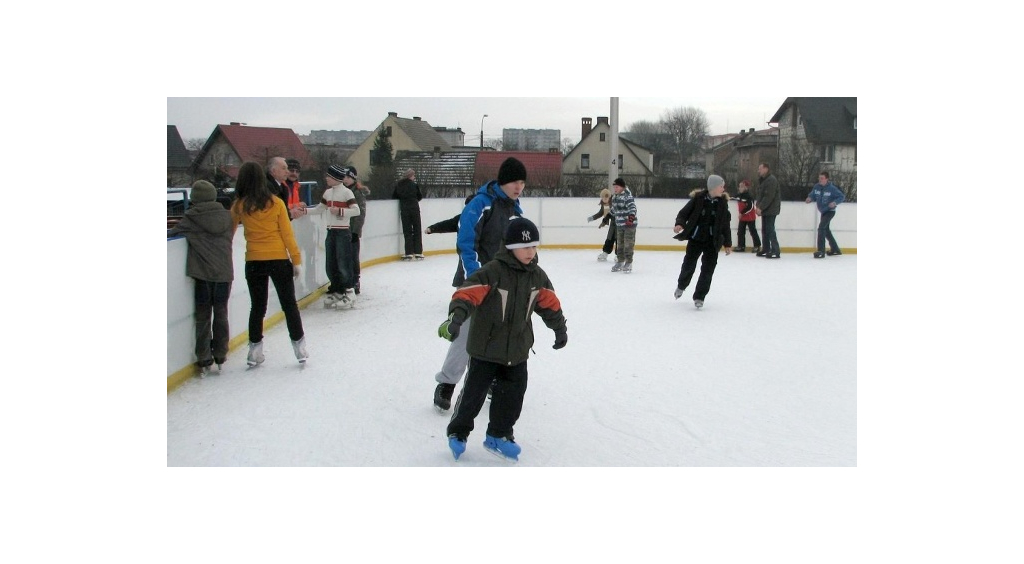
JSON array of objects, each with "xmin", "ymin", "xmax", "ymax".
[{"xmin": 483, "ymin": 446, "xmax": 519, "ymax": 463}]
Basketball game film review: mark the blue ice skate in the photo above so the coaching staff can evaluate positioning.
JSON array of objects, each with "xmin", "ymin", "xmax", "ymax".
[
  {"xmin": 448, "ymin": 434, "xmax": 467, "ymax": 461},
  {"xmin": 483, "ymin": 435, "xmax": 521, "ymax": 462}
]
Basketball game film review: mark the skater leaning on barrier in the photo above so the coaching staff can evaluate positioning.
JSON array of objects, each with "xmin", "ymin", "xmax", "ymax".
[
  {"xmin": 231, "ymin": 162, "xmax": 307, "ymax": 367},
  {"xmin": 349, "ymin": 178, "xmax": 371, "ymax": 294},
  {"xmin": 392, "ymin": 168, "xmax": 424, "ymax": 260},
  {"xmin": 306, "ymin": 165, "xmax": 362, "ymax": 308},
  {"xmin": 431, "ymin": 158, "xmax": 526, "ymax": 412},
  {"xmin": 438, "ymin": 217, "xmax": 568, "ymax": 462},
  {"xmin": 167, "ymin": 180, "xmax": 235, "ymax": 376},
  {"xmin": 672, "ymin": 175, "xmax": 733, "ymax": 309}
]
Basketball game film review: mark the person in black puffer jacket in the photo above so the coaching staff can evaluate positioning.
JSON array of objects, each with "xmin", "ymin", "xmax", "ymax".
[{"xmin": 672, "ymin": 174, "xmax": 733, "ymax": 308}]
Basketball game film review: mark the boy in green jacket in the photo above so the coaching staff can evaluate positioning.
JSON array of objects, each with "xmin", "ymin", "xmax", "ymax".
[{"xmin": 437, "ymin": 217, "xmax": 568, "ymax": 462}]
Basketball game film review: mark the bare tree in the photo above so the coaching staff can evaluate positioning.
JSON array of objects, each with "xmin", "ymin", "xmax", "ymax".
[
  {"xmin": 561, "ymin": 137, "xmax": 576, "ymax": 157},
  {"xmin": 776, "ymin": 137, "xmax": 821, "ymax": 189},
  {"xmin": 185, "ymin": 138, "xmax": 206, "ymax": 151},
  {"xmin": 829, "ymin": 169, "xmax": 858, "ymax": 202},
  {"xmin": 623, "ymin": 119, "xmax": 669, "ymax": 174},
  {"xmin": 660, "ymin": 107, "xmax": 710, "ymax": 168}
]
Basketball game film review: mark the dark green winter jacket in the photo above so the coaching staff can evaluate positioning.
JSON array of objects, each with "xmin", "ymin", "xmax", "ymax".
[
  {"xmin": 756, "ymin": 173, "xmax": 781, "ymax": 216},
  {"xmin": 449, "ymin": 249, "xmax": 567, "ymax": 366}
]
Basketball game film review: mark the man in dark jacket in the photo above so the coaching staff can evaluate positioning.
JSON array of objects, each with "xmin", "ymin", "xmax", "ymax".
[
  {"xmin": 392, "ymin": 169, "xmax": 424, "ymax": 259},
  {"xmin": 754, "ymin": 162, "xmax": 781, "ymax": 258},
  {"xmin": 672, "ymin": 175, "xmax": 732, "ymax": 309},
  {"xmin": 432, "ymin": 157, "xmax": 526, "ymax": 412},
  {"xmin": 266, "ymin": 156, "xmax": 294, "ymax": 220}
]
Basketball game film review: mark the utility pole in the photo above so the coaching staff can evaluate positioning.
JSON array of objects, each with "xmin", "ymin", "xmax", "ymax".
[
  {"xmin": 480, "ymin": 114, "xmax": 488, "ymax": 149},
  {"xmin": 609, "ymin": 97, "xmax": 619, "ymax": 189}
]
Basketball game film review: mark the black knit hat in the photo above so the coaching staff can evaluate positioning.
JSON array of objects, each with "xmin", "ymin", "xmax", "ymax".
[
  {"xmin": 326, "ymin": 164, "xmax": 346, "ymax": 181},
  {"xmin": 498, "ymin": 157, "xmax": 527, "ymax": 185},
  {"xmin": 613, "ymin": 178, "xmax": 626, "ymax": 188},
  {"xmin": 286, "ymin": 158, "xmax": 301, "ymax": 171},
  {"xmin": 504, "ymin": 216, "xmax": 540, "ymax": 249},
  {"xmin": 327, "ymin": 165, "xmax": 357, "ymax": 181}
]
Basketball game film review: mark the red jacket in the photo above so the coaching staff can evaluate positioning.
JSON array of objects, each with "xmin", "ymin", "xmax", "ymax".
[{"xmin": 735, "ymin": 192, "xmax": 757, "ymax": 222}]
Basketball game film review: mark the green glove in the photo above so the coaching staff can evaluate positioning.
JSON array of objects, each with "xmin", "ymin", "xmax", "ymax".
[{"xmin": 438, "ymin": 313, "xmax": 462, "ymax": 342}]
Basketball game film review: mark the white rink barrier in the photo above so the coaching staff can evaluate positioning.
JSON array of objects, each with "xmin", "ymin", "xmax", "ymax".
[{"xmin": 168, "ymin": 197, "xmax": 856, "ymax": 388}]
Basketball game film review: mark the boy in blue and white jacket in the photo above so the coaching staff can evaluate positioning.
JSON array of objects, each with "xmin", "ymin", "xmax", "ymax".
[{"xmin": 806, "ymin": 171, "xmax": 846, "ymax": 258}]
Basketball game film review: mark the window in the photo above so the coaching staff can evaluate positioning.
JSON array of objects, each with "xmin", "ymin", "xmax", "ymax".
[
  {"xmin": 819, "ymin": 145, "xmax": 835, "ymax": 163},
  {"xmin": 581, "ymin": 154, "xmax": 590, "ymax": 169},
  {"xmin": 618, "ymin": 154, "xmax": 623, "ymax": 170},
  {"xmin": 600, "ymin": 133, "xmax": 606, "ymax": 142}
]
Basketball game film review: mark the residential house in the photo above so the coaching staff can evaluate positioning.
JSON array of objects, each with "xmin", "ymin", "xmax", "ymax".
[
  {"xmin": 769, "ymin": 97, "xmax": 857, "ymax": 190},
  {"xmin": 167, "ymin": 125, "xmax": 192, "ymax": 187},
  {"xmin": 706, "ymin": 127, "xmax": 779, "ymax": 188},
  {"xmin": 189, "ymin": 123, "xmax": 314, "ymax": 184},
  {"xmin": 562, "ymin": 117, "xmax": 655, "ymax": 194},
  {"xmin": 433, "ymin": 126, "xmax": 466, "ymax": 147},
  {"xmin": 475, "ymin": 151, "xmax": 563, "ymax": 195},
  {"xmin": 348, "ymin": 113, "xmax": 452, "ymax": 181}
]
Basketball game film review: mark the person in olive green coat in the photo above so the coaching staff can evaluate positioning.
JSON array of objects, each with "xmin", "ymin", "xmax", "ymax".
[{"xmin": 437, "ymin": 217, "xmax": 568, "ymax": 462}]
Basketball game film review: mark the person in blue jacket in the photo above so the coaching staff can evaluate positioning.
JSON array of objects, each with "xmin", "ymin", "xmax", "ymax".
[
  {"xmin": 806, "ymin": 171, "xmax": 846, "ymax": 258},
  {"xmin": 431, "ymin": 157, "xmax": 526, "ymax": 411}
]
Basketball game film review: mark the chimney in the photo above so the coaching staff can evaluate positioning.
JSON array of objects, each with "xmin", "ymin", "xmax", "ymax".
[
  {"xmin": 596, "ymin": 116, "xmax": 609, "ymax": 126},
  {"xmin": 581, "ymin": 117, "xmax": 593, "ymax": 139},
  {"xmin": 413, "ymin": 116, "xmax": 421, "ymax": 121},
  {"xmin": 388, "ymin": 112, "xmax": 398, "ymax": 117}
]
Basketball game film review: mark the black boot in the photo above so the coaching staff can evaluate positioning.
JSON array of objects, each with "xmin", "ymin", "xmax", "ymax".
[{"xmin": 433, "ymin": 383, "xmax": 456, "ymax": 410}]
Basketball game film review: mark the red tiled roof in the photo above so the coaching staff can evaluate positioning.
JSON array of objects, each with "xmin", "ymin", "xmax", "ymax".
[
  {"xmin": 474, "ymin": 151, "xmax": 563, "ymax": 187},
  {"xmin": 217, "ymin": 124, "xmax": 314, "ymax": 170}
]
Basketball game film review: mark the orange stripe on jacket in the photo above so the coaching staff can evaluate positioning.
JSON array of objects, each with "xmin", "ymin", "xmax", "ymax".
[
  {"xmin": 452, "ymin": 284, "xmax": 491, "ymax": 306},
  {"xmin": 535, "ymin": 288, "xmax": 561, "ymax": 312}
]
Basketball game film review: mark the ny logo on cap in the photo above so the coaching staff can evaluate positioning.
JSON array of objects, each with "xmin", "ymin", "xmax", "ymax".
[{"xmin": 521, "ymin": 230, "xmax": 532, "ymax": 241}]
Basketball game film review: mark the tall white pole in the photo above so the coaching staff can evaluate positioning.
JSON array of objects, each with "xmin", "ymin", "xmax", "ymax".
[{"xmin": 609, "ymin": 97, "xmax": 619, "ymax": 189}]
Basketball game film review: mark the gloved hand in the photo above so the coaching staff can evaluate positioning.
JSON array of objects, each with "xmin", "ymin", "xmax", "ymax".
[
  {"xmin": 587, "ymin": 216, "xmax": 594, "ymax": 223},
  {"xmin": 625, "ymin": 214, "xmax": 635, "ymax": 227},
  {"xmin": 293, "ymin": 263, "xmax": 302, "ymax": 279},
  {"xmin": 553, "ymin": 329, "xmax": 568, "ymax": 350},
  {"xmin": 330, "ymin": 206, "xmax": 341, "ymax": 216},
  {"xmin": 438, "ymin": 312, "xmax": 464, "ymax": 342}
]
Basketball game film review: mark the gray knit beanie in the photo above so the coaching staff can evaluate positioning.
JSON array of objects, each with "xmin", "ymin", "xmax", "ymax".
[{"xmin": 191, "ymin": 180, "xmax": 217, "ymax": 203}]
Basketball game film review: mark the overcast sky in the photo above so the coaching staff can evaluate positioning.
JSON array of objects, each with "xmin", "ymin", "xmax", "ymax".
[{"xmin": 167, "ymin": 97, "xmax": 785, "ymax": 145}]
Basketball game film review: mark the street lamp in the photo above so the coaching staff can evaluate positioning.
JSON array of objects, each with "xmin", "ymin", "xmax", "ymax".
[{"xmin": 480, "ymin": 114, "xmax": 488, "ymax": 149}]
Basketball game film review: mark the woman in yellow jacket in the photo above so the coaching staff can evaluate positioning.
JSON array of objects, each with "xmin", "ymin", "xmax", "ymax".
[{"xmin": 231, "ymin": 161, "xmax": 307, "ymax": 366}]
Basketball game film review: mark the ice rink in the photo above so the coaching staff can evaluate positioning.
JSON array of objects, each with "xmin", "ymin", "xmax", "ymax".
[{"xmin": 168, "ymin": 248, "xmax": 856, "ymax": 467}]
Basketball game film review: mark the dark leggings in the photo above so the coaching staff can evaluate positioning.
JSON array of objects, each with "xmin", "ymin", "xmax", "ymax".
[{"xmin": 245, "ymin": 259, "xmax": 304, "ymax": 343}]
